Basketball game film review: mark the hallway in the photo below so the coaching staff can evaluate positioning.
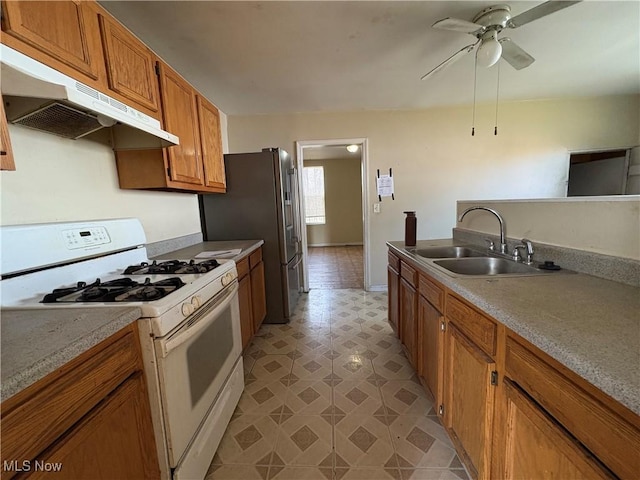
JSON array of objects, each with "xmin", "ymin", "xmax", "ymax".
[
  {"xmin": 307, "ymin": 246, "xmax": 364, "ymax": 290},
  {"xmin": 206, "ymin": 289, "xmax": 468, "ymax": 480}
]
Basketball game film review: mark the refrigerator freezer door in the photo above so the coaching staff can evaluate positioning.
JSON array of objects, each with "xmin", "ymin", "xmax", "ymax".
[{"xmin": 278, "ymin": 149, "xmax": 299, "ymax": 264}]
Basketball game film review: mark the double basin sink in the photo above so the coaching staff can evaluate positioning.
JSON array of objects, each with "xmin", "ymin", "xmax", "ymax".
[{"xmin": 411, "ymin": 245, "xmax": 564, "ymax": 277}]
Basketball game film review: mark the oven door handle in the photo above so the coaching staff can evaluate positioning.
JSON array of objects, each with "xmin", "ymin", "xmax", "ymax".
[{"xmin": 161, "ymin": 282, "xmax": 238, "ymax": 357}]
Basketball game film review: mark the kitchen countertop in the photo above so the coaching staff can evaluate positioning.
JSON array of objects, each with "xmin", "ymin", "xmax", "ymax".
[
  {"xmin": 152, "ymin": 239, "xmax": 264, "ymax": 263},
  {"xmin": 0, "ymin": 307, "xmax": 141, "ymax": 402},
  {"xmin": 388, "ymin": 239, "xmax": 640, "ymax": 416}
]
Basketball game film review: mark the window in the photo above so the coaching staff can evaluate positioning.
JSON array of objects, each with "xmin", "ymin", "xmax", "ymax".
[{"xmin": 302, "ymin": 166, "xmax": 326, "ymax": 225}]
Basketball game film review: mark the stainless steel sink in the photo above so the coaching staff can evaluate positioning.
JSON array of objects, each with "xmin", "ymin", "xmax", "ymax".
[
  {"xmin": 434, "ymin": 257, "xmax": 547, "ymax": 276},
  {"xmin": 414, "ymin": 246, "xmax": 486, "ymax": 259}
]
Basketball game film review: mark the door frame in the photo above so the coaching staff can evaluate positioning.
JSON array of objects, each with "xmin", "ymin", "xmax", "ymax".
[{"xmin": 296, "ymin": 138, "xmax": 370, "ymax": 291}]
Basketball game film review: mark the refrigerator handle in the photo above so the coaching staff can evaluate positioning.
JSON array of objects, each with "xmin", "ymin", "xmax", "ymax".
[{"xmin": 288, "ymin": 166, "xmax": 302, "ymax": 253}]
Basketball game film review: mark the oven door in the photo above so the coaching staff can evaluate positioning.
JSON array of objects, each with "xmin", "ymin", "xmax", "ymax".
[{"xmin": 155, "ymin": 281, "xmax": 242, "ymax": 467}]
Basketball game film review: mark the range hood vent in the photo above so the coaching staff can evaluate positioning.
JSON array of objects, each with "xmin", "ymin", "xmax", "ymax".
[
  {"xmin": 1, "ymin": 44, "xmax": 179, "ymax": 150},
  {"xmin": 12, "ymin": 101, "xmax": 104, "ymax": 140}
]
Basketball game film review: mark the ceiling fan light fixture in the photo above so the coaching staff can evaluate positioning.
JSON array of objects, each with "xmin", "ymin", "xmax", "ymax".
[{"xmin": 476, "ymin": 34, "xmax": 502, "ymax": 68}]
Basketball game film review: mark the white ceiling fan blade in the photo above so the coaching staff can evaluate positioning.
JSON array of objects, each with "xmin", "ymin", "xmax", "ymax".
[
  {"xmin": 421, "ymin": 42, "xmax": 478, "ymax": 81},
  {"xmin": 499, "ymin": 38, "xmax": 535, "ymax": 70},
  {"xmin": 507, "ymin": 1, "xmax": 582, "ymax": 28},
  {"xmin": 432, "ymin": 17, "xmax": 485, "ymax": 34}
]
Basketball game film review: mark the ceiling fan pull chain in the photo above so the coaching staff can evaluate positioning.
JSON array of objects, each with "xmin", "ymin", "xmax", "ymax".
[
  {"xmin": 494, "ymin": 59, "xmax": 501, "ymax": 135},
  {"xmin": 471, "ymin": 55, "xmax": 478, "ymax": 136}
]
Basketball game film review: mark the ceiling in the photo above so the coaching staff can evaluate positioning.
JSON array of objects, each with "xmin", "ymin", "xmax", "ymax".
[{"xmin": 99, "ymin": 1, "xmax": 640, "ymax": 116}]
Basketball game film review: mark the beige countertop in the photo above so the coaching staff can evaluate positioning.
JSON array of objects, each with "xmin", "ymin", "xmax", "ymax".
[
  {"xmin": 1, "ymin": 307, "xmax": 141, "ymax": 402},
  {"xmin": 152, "ymin": 239, "xmax": 264, "ymax": 263},
  {"xmin": 388, "ymin": 239, "xmax": 640, "ymax": 416}
]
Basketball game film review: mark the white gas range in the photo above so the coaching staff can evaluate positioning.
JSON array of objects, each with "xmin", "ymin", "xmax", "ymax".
[{"xmin": 1, "ymin": 218, "xmax": 244, "ymax": 479}]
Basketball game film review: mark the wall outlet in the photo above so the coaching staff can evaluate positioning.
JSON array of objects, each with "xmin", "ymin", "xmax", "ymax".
[{"xmin": 373, "ymin": 203, "xmax": 381, "ymax": 213}]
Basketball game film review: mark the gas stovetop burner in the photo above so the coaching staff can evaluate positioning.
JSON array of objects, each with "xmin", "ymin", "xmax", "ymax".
[
  {"xmin": 123, "ymin": 259, "xmax": 221, "ymax": 275},
  {"xmin": 41, "ymin": 277, "xmax": 186, "ymax": 303}
]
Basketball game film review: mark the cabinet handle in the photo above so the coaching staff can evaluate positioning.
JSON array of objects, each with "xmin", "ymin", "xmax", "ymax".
[{"xmin": 440, "ymin": 321, "xmax": 446, "ymax": 332}]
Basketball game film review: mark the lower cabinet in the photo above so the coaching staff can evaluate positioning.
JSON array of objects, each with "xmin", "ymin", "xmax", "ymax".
[
  {"xmin": 417, "ymin": 295, "xmax": 442, "ymax": 404},
  {"xmin": 500, "ymin": 379, "xmax": 612, "ymax": 479},
  {"xmin": 0, "ymin": 323, "xmax": 160, "ymax": 479},
  {"xmin": 249, "ymin": 248, "xmax": 267, "ymax": 332},
  {"xmin": 399, "ymin": 277, "xmax": 418, "ymax": 368},
  {"xmin": 387, "ymin": 248, "xmax": 640, "ymax": 480},
  {"xmin": 237, "ymin": 246, "xmax": 267, "ymax": 350},
  {"xmin": 417, "ymin": 272, "xmax": 445, "ymax": 408},
  {"xmin": 238, "ymin": 269, "xmax": 254, "ymax": 350},
  {"xmin": 387, "ymin": 251, "xmax": 400, "ymax": 335},
  {"xmin": 34, "ymin": 373, "xmax": 159, "ymax": 480},
  {"xmin": 444, "ymin": 322, "xmax": 496, "ymax": 479}
]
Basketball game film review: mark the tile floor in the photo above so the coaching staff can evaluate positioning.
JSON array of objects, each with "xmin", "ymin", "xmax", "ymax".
[
  {"xmin": 307, "ymin": 246, "xmax": 364, "ymax": 290},
  {"xmin": 206, "ymin": 289, "xmax": 468, "ymax": 480}
]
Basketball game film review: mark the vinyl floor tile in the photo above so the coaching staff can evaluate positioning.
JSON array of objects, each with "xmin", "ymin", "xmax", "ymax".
[{"xmin": 210, "ymin": 287, "xmax": 468, "ymax": 480}]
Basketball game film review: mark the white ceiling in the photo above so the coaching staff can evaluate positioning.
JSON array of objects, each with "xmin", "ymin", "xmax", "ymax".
[{"xmin": 99, "ymin": 1, "xmax": 640, "ymax": 116}]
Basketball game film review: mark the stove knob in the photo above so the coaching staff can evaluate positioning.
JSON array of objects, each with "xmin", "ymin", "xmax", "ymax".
[
  {"xmin": 221, "ymin": 273, "xmax": 231, "ymax": 287},
  {"xmin": 191, "ymin": 295, "xmax": 201, "ymax": 308},
  {"xmin": 182, "ymin": 302, "xmax": 194, "ymax": 317}
]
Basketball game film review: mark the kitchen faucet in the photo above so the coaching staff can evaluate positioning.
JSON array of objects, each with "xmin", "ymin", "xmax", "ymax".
[{"xmin": 459, "ymin": 206, "xmax": 508, "ymax": 254}]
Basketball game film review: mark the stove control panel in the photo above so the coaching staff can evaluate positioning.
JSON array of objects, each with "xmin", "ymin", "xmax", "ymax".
[{"xmin": 63, "ymin": 226, "xmax": 111, "ymax": 250}]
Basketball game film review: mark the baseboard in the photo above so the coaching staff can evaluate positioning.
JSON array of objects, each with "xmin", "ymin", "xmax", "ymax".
[
  {"xmin": 368, "ymin": 284, "xmax": 387, "ymax": 292},
  {"xmin": 308, "ymin": 243, "xmax": 364, "ymax": 247}
]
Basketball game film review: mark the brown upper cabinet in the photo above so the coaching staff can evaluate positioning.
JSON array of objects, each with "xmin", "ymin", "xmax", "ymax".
[
  {"xmin": 1, "ymin": 0, "xmax": 226, "ymax": 191},
  {"xmin": 115, "ymin": 62, "xmax": 226, "ymax": 194},
  {"xmin": 97, "ymin": 13, "xmax": 160, "ymax": 118},
  {"xmin": 1, "ymin": 96, "xmax": 16, "ymax": 171},
  {"xmin": 159, "ymin": 62, "xmax": 204, "ymax": 186},
  {"xmin": 1, "ymin": 0, "xmax": 107, "ymax": 87},
  {"xmin": 197, "ymin": 96, "xmax": 226, "ymax": 191}
]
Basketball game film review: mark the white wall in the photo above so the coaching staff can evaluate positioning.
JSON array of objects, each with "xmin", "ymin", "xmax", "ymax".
[
  {"xmin": 0, "ymin": 125, "xmax": 203, "ymax": 243},
  {"xmin": 227, "ymin": 95, "xmax": 640, "ymax": 287},
  {"xmin": 457, "ymin": 197, "xmax": 640, "ymax": 260}
]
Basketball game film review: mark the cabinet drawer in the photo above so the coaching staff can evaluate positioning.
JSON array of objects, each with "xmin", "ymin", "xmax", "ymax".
[
  {"xmin": 418, "ymin": 273, "xmax": 444, "ymax": 312},
  {"xmin": 236, "ymin": 257, "xmax": 250, "ymax": 280},
  {"xmin": 388, "ymin": 251, "xmax": 400, "ymax": 272},
  {"xmin": 249, "ymin": 248, "xmax": 263, "ymax": 269},
  {"xmin": 505, "ymin": 335, "xmax": 640, "ymax": 480},
  {"xmin": 1, "ymin": 327, "xmax": 139, "ymax": 466},
  {"xmin": 446, "ymin": 294, "xmax": 497, "ymax": 357},
  {"xmin": 400, "ymin": 260, "xmax": 417, "ymax": 287}
]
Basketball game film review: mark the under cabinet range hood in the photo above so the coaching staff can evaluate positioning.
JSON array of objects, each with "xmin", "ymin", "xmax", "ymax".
[{"xmin": 0, "ymin": 44, "xmax": 179, "ymax": 149}]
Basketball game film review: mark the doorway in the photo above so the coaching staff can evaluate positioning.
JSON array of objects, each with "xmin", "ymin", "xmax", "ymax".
[
  {"xmin": 296, "ymin": 139, "xmax": 369, "ymax": 291},
  {"xmin": 567, "ymin": 148, "xmax": 634, "ymax": 196}
]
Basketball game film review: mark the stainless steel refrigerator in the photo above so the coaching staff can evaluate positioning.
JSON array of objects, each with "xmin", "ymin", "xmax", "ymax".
[{"xmin": 199, "ymin": 148, "xmax": 302, "ymax": 324}]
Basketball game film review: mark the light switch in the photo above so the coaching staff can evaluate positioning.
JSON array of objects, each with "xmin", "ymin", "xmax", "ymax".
[{"xmin": 373, "ymin": 203, "xmax": 381, "ymax": 213}]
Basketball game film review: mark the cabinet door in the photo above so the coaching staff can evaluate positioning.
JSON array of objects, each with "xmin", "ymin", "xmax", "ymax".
[
  {"xmin": 445, "ymin": 322, "xmax": 495, "ymax": 479},
  {"xmin": 157, "ymin": 62, "xmax": 204, "ymax": 186},
  {"xmin": 387, "ymin": 265, "xmax": 399, "ymax": 336},
  {"xmin": 31, "ymin": 373, "xmax": 160, "ymax": 480},
  {"xmin": 418, "ymin": 295, "xmax": 442, "ymax": 403},
  {"xmin": 399, "ymin": 277, "xmax": 418, "ymax": 368},
  {"xmin": 1, "ymin": 97, "xmax": 16, "ymax": 171},
  {"xmin": 251, "ymin": 261, "xmax": 267, "ymax": 331},
  {"xmin": 500, "ymin": 379, "xmax": 612, "ymax": 479},
  {"xmin": 98, "ymin": 14, "xmax": 159, "ymax": 115},
  {"xmin": 1, "ymin": 0, "xmax": 104, "ymax": 81},
  {"xmin": 197, "ymin": 96, "xmax": 226, "ymax": 191},
  {"xmin": 238, "ymin": 273, "xmax": 254, "ymax": 350}
]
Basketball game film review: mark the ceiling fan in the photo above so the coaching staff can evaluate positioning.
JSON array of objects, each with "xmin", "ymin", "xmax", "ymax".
[{"xmin": 421, "ymin": 1, "xmax": 582, "ymax": 81}]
